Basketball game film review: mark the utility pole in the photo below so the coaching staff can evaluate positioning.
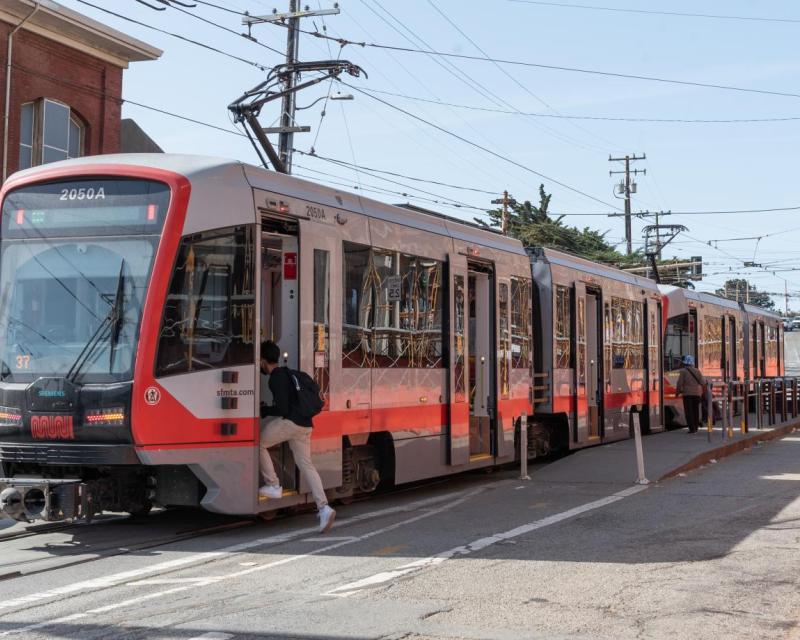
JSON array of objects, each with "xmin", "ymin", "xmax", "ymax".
[
  {"xmin": 241, "ymin": 2, "xmax": 342, "ymax": 173},
  {"xmin": 609, "ymin": 154, "xmax": 646, "ymax": 255},
  {"xmin": 491, "ymin": 191, "xmax": 517, "ymax": 236}
]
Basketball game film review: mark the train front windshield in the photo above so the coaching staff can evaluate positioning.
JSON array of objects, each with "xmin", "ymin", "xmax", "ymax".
[{"xmin": 0, "ymin": 179, "xmax": 170, "ymax": 383}]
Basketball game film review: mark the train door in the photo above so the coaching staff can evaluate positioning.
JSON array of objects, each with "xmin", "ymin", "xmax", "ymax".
[
  {"xmin": 645, "ymin": 298, "xmax": 662, "ymax": 432},
  {"xmin": 447, "ymin": 253, "xmax": 470, "ymax": 466},
  {"xmin": 260, "ymin": 218, "xmax": 300, "ymax": 492},
  {"xmin": 727, "ymin": 316, "xmax": 737, "ymax": 380},
  {"xmin": 573, "ymin": 282, "xmax": 587, "ymax": 443},
  {"xmin": 721, "ymin": 317, "xmax": 729, "ymax": 380},
  {"xmin": 467, "ymin": 262, "xmax": 495, "ymax": 459},
  {"xmin": 585, "ymin": 288, "xmax": 602, "ymax": 440},
  {"xmin": 759, "ymin": 322, "xmax": 766, "ymax": 377}
]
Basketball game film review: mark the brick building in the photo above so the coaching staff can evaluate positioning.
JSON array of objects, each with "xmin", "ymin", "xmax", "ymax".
[{"xmin": 0, "ymin": 0, "xmax": 161, "ymax": 181}]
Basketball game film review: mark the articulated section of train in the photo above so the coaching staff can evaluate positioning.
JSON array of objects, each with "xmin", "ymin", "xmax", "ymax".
[{"xmin": 0, "ymin": 154, "xmax": 784, "ymax": 522}]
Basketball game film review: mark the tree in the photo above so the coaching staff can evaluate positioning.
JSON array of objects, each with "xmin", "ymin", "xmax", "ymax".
[
  {"xmin": 715, "ymin": 278, "xmax": 775, "ymax": 310},
  {"xmin": 477, "ymin": 184, "xmax": 642, "ymax": 266}
]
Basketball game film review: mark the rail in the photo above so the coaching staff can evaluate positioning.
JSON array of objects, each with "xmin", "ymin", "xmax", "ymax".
[{"xmin": 704, "ymin": 376, "xmax": 800, "ymax": 443}]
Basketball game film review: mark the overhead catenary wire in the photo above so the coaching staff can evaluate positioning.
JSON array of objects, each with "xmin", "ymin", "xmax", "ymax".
[
  {"xmin": 72, "ymin": 0, "xmax": 270, "ymax": 70},
  {"xmin": 423, "ymin": 0, "xmax": 617, "ymax": 150},
  {"xmin": 16, "ymin": 53, "xmax": 800, "ymax": 223},
  {"xmin": 504, "ymin": 1, "xmax": 800, "ymax": 25},
  {"xmin": 160, "ymin": 0, "xmax": 285, "ymax": 56},
  {"xmin": 341, "ymin": 81, "xmax": 622, "ymax": 210},
  {"xmin": 357, "ymin": 87, "xmax": 800, "ymax": 125},
  {"xmin": 307, "ymin": 29, "xmax": 800, "ymax": 101},
  {"xmin": 351, "ymin": 0, "xmax": 608, "ymax": 154}
]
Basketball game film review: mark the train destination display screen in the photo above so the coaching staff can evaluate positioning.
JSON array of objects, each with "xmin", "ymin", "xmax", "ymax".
[{"xmin": 1, "ymin": 179, "xmax": 171, "ymax": 237}]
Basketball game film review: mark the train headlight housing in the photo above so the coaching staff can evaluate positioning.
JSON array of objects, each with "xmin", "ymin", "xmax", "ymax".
[
  {"xmin": 0, "ymin": 406, "xmax": 22, "ymax": 427},
  {"xmin": 84, "ymin": 407, "xmax": 125, "ymax": 427}
]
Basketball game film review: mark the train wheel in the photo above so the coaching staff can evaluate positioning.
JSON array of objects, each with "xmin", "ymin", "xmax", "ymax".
[
  {"xmin": 126, "ymin": 500, "xmax": 153, "ymax": 518},
  {"xmin": 258, "ymin": 510, "xmax": 278, "ymax": 522}
]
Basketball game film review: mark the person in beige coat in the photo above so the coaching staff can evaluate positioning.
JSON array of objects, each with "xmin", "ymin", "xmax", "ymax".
[{"xmin": 676, "ymin": 355, "xmax": 706, "ymax": 433}]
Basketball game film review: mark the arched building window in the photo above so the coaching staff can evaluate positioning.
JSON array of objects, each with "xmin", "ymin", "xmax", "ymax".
[{"xmin": 19, "ymin": 99, "xmax": 84, "ymax": 170}]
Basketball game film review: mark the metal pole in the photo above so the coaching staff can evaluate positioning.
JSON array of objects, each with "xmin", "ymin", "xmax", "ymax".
[
  {"xmin": 624, "ymin": 156, "xmax": 632, "ymax": 255},
  {"xmin": 519, "ymin": 413, "xmax": 530, "ymax": 480},
  {"xmin": 706, "ymin": 382, "xmax": 713, "ymax": 442},
  {"xmin": 278, "ymin": 0, "xmax": 300, "ymax": 173},
  {"xmin": 3, "ymin": 2, "xmax": 39, "ymax": 182},
  {"xmin": 632, "ymin": 413, "xmax": 649, "ymax": 485}
]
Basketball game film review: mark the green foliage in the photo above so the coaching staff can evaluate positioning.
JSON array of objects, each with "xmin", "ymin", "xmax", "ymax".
[
  {"xmin": 477, "ymin": 184, "xmax": 642, "ymax": 266},
  {"xmin": 714, "ymin": 278, "xmax": 775, "ymax": 310}
]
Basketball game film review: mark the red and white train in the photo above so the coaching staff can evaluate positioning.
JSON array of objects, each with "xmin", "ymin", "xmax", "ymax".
[
  {"xmin": 660, "ymin": 285, "xmax": 783, "ymax": 427},
  {"xmin": 0, "ymin": 154, "xmax": 784, "ymax": 522}
]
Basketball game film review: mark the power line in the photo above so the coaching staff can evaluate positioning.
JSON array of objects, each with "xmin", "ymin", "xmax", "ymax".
[
  {"xmin": 505, "ymin": 1, "xmax": 800, "ymax": 25},
  {"xmin": 162, "ymin": 1, "xmax": 284, "ymax": 56},
  {"xmin": 358, "ymin": 87, "xmax": 800, "ymax": 124},
  {"xmin": 22, "ymin": 54, "xmax": 800, "ymax": 223},
  {"xmin": 308, "ymin": 29, "xmax": 800, "ymax": 101},
  {"xmin": 423, "ymin": 0, "xmax": 617, "ymax": 150},
  {"xmin": 72, "ymin": 0, "xmax": 269, "ymax": 70},
  {"xmin": 191, "ymin": 0, "xmax": 248, "ymax": 16},
  {"xmin": 341, "ymin": 81, "xmax": 621, "ymax": 210}
]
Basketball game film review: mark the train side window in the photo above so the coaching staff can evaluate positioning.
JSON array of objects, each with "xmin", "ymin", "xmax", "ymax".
[
  {"xmin": 700, "ymin": 315, "xmax": 722, "ymax": 372},
  {"xmin": 499, "ymin": 283, "xmax": 510, "ymax": 397},
  {"xmin": 342, "ymin": 241, "xmax": 443, "ymax": 369},
  {"xmin": 313, "ymin": 249, "xmax": 330, "ymax": 406},
  {"xmin": 342, "ymin": 242, "xmax": 373, "ymax": 368},
  {"xmin": 554, "ymin": 285, "xmax": 571, "ymax": 369},
  {"xmin": 510, "ymin": 278, "xmax": 532, "ymax": 370},
  {"xmin": 155, "ymin": 225, "xmax": 256, "ymax": 376},
  {"xmin": 611, "ymin": 298, "xmax": 644, "ymax": 369}
]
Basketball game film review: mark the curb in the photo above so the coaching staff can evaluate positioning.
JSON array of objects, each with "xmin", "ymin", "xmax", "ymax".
[{"xmin": 659, "ymin": 422, "xmax": 799, "ymax": 481}]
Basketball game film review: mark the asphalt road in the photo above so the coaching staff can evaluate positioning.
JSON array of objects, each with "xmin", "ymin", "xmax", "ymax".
[{"xmin": 0, "ymin": 434, "xmax": 799, "ymax": 640}]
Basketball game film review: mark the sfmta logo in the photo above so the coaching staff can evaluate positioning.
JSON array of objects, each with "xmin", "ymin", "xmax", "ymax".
[{"xmin": 31, "ymin": 415, "xmax": 74, "ymax": 440}]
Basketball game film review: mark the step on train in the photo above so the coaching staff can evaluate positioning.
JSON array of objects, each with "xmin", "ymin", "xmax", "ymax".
[{"xmin": 0, "ymin": 155, "xmax": 784, "ymax": 522}]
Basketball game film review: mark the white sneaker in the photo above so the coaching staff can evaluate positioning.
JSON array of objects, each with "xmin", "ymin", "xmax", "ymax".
[
  {"xmin": 318, "ymin": 505, "xmax": 336, "ymax": 533},
  {"xmin": 258, "ymin": 485, "xmax": 283, "ymax": 499}
]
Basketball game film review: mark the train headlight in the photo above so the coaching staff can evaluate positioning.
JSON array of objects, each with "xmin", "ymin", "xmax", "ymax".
[
  {"xmin": 84, "ymin": 407, "xmax": 125, "ymax": 427},
  {"xmin": 0, "ymin": 406, "xmax": 22, "ymax": 427}
]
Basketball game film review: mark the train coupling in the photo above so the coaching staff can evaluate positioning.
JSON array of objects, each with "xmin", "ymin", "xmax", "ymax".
[{"xmin": 0, "ymin": 478, "xmax": 89, "ymax": 523}]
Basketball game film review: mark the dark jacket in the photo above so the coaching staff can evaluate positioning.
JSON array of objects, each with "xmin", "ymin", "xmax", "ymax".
[{"xmin": 261, "ymin": 367, "xmax": 313, "ymax": 427}]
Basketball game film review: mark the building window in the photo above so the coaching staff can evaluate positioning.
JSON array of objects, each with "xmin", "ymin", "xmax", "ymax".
[
  {"xmin": 18, "ymin": 99, "xmax": 84, "ymax": 170},
  {"xmin": 19, "ymin": 103, "xmax": 34, "ymax": 170}
]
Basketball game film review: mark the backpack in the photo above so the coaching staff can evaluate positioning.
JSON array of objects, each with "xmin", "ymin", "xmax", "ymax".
[{"xmin": 286, "ymin": 368, "xmax": 324, "ymax": 420}]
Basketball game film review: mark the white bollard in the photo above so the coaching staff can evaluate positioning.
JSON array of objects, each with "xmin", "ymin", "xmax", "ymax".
[
  {"xmin": 632, "ymin": 413, "xmax": 650, "ymax": 485},
  {"xmin": 519, "ymin": 413, "xmax": 530, "ymax": 480}
]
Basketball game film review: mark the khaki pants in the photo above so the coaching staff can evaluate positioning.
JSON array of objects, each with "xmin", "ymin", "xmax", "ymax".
[{"xmin": 259, "ymin": 417, "xmax": 327, "ymax": 509}]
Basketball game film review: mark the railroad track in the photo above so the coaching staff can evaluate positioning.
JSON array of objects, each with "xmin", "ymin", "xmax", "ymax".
[{"xmin": 0, "ymin": 516, "xmax": 256, "ymax": 582}]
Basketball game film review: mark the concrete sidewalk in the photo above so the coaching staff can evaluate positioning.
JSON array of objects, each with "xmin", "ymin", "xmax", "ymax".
[{"xmin": 532, "ymin": 419, "xmax": 799, "ymax": 485}]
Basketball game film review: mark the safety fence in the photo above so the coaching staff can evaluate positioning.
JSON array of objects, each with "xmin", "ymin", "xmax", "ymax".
[{"xmin": 705, "ymin": 377, "xmax": 800, "ymax": 442}]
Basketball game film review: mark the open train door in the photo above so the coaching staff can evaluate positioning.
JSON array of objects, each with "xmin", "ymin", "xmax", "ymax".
[
  {"xmin": 447, "ymin": 252, "xmax": 470, "ymax": 466},
  {"xmin": 645, "ymin": 297, "xmax": 663, "ymax": 432}
]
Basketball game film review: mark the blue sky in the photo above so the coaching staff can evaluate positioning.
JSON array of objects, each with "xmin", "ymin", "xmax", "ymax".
[{"xmin": 62, "ymin": 0, "xmax": 800, "ymax": 309}]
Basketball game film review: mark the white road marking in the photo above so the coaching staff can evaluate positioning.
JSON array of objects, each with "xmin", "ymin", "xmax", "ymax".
[
  {"xmin": 0, "ymin": 486, "xmax": 484, "ymax": 616},
  {"xmin": 188, "ymin": 634, "xmax": 234, "ymax": 640},
  {"xmin": 324, "ymin": 484, "xmax": 649, "ymax": 597},
  {"xmin": 126, "ymin": 577, "xmax": 225, "ymax": 586},
  {"xmin": 761, "ymin": 473, "xmax": 800, "ymax": 481},
  {"xmin": 0, "ymin": 486, "xmax": 490, "ymax": 637},
  {"xmin": 301, "ymin": 536, "xmax": 359, "ymax": 542}
]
